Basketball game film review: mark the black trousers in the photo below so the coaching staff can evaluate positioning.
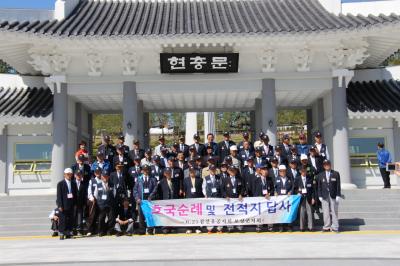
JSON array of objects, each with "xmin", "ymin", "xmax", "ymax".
[
  {"xmin": 74, "ymin": 205, "xmax": 85, "ymax": 232},
  {"xmin": 379, "ymin": 168, "xmax": 391, "ymax": 188},
  {"xmin": 59, "ymin": 209, "xmax": 74, "ymax": 235},
  {"xmin": 97, "ymin": 206, "xmax": 114, "ymax": 234}
]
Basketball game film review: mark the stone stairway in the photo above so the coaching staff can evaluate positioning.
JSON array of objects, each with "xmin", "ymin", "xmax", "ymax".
[
  {"xmin": 0, "ymin": 195, "xmax": 55, "ymax": 236},
  {"xmin": 0, "ymin": 189, "xmax": 399, "ymax": 237}
]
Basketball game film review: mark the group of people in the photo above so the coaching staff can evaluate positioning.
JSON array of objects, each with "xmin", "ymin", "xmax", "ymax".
[{"xmin": 54, "ymin": 130, "xmax": 342, "ymax": 240}]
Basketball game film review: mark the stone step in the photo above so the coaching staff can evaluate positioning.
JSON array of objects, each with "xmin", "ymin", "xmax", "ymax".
[
  {"xmin": 339, "ymin": 211, "xmax": 400, "ymax": 219},
  {"xmin": 0, "ymin": 196, "xmax": 54, "ymax": 202},
  {"xmin": 0, "ymin": 200, "xmax": 55, "ymax": 208},
  {"xmin": 0, "ymin": 217, "xmax": 49, "ymax": 226}
]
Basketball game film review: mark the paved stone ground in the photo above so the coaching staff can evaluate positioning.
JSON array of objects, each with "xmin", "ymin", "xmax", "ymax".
[{"xmin": 0, "ymin": 231, "xmax": 399, "ymax": 265}]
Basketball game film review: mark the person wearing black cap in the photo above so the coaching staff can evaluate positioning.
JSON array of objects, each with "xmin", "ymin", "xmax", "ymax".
[
  {"xmin": 140, "ymin": 148, "xmax": 153, "ymax": 167},
  {"xmin": 114, "ymin": 198, "xmax": 135, "ymax": 236},
  {"xmin": 202, "ymin": 156, "xmax": 220, "ymax": 178},
  {"xmin": 274, "ymin": 145, "xmax": 288, "ymax": 168},
  {"xmin": 202, "ymin": 165, "xmax": 223, "ymax": 233},
  {"xmin": 278, "ymin": 134, "xmax": 292, "ymax": 159},
  {"xmin": 71, "ymin": 154, "xmax": 91, "ymax": 186},
  {"xmin": 203, "ymin": 145, "xmax": 217, "ymax": 166},
  {"xmin": 57, "ymin": 168, "xmax": 77, "ymax": 240},
  {"xmin": 159, "ymin": 146, "xmax": 171, "ymax": 168},
  {"xmin": 110, "ymin": 164, "xmax": 128, "ymax": 208},
  {"xmin": 86, "ymin": 167, "xmax": 102, "ymax": 236},
  {"xmin": 274, "ymin": 165, "xmax": 294, "ymax": 232},
  {"xmin": 314, "ymin": 131, "xmax": 330, "ymax": 161},
  {"xmin": 268, "ymin": 156, "xmax": 280, "ymax": 180},
  {"xmin": 178, "ymin": 135, "xmax": 190, "ymax": 158},
  {"xmin": 309, "ymin": 145, "xmax": 323, "ymax": 175},
  {"xmin": 205, "ymin": 133, "xmax": 218, "ymax": 157},
  {"xmin": 133, "ymin": 165, "xmax": 158, "ymax": 235},
  {"xmin": 183, "ymin": 167, "xmax": 204, "ymax": 234},
  {"xmin": 154, "ymin": 135, "xmax": 166, "ymax": 156},
  {"xmin": 253, "ymin": 164, "xmax": 275, "ymax": 232},
  {"xmin": 242, "ymin": 157, "xmax": 257, "ymax": 197},
  {"xmin": 150, "ymin": 168, "xmax": 180, "ymax": 234},
  {"xmin": 287, "ymin": 146, "xmax": 300, "ymax": 166},
  {"xmin": 113, "ymin": 145, "xmax": 131, "ymax": 173},
  {"xmin": 254, "ymin": 146, "xmax": 268, "ymax": 167},
  {"xmin": 91, "ymin": 151, "xmax": 111, "ymax": 176},
  {"xmin": 129, "ymin": 139, "xmax": 145, "ymax": 161},
  {"xmin": 260, "ymin": 133, "xmax": 274, "ymax": 160},
  {"xmin": 72, "ymin": 170, "xmax": 87, "ymax": 236},
  {"xmin": 317, "ymin": 160, "xmax": 341, "ymax": 233},
  {"xmin": 239, "ymin": 141, "xmax": 255, "ymax": 168},
  {"xmin": 95, "ymin": 170, "xmax": 115, "ymax": 236},
  {"xmin": 190, "ymin": 133, "xmax": 206, "ymax": 157},
  {"xmin": 219, "ymin": 162, "xmax": 229, "ymax": 179},
  {"xmin": 238, "ymin": 132, "xmax": 254, "ymax": 154},
  {"xmin": 116, "ymin": 134, "xmax": 130, "ymax": 157},
  {"xmin": 150, "ymin": 155, "xmax": 164, "ymax": 182},
  {"xmin": 287, "ymin": 159, "xmax": 300, "ymax": 180},
  {"xmin": 294, "ymin": 165, "xmax": 316, "ymax": 232},
  {"xmin": 128, "ymin": 155, "xmax": 142, "ymax": 189},
  {"xmin": 97, "ymin": 135, "xmax": 116, "ymax": 166},
  {"xmin": 217, "ymin": 132, "xmax": 236, "ymax": 164},
  {"xmin": 165, "ymin": 157, "xmax": 184, "ymax": 197},
  {"xmin": 169, "ymin": 142, "xmax": 180, "ymax": 158},
  {"xmin": 377, "ymin": 142, "xmax": 392, "ymax": 189},
  {"xmin": 221, "ymin": 166, "xmax": 246, "ymax": 232}
]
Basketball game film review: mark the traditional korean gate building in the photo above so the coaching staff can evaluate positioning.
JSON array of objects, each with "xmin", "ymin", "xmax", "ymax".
[{"xmin": 0, "ymin": 0, "xmax": 400, "ymax": 195}]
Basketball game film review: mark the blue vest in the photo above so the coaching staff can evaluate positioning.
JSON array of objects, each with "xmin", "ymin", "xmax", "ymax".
[{"xmin": 96, "ymin": 182, "xmax": 113, "ymax": 209}]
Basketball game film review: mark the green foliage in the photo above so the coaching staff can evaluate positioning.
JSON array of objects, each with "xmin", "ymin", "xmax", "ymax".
[
  {"xmin": 278, "ymin": 110, "xmax": 306, "ymax": 125},
  {"xmin": 0, "ymin": 60, "xmax": 17, "ymax": 74},
  {"xmin": 92, "ymin": 114, "xmax": 123, "ymax": 137}
]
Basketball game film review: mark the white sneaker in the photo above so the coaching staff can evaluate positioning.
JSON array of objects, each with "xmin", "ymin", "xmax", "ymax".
[
  {"xmin": 86, "ymin": 232, "xmax": 92, "ymax": 237},
  {"xmin": 186, "ymin": 230, "xmax": 192, "ymax": 234},
  {"xmin": 195, "ymin": 229, "xmax": 202, "ymax": 234}
]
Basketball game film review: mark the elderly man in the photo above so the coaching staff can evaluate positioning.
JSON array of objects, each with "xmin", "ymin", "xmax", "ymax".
[
  {"xmin": 56, "ymin": 168, "xmax": 77, "ymax": 240},
  {"xmin": 317, "ymin": 160, "xmax": 341, "ymax": 233},
  {"xmin": 274, "ymin": 165, "xmax": 294, "ymax": 232}
]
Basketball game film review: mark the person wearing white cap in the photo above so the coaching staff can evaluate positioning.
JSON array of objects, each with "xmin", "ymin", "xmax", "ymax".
[
  {"xmin": 229, "ymin": 145, "xmax": 241, "ymax": 170},
  {"xmin": 56, "ymin": 168, "xmax": 77, "ymax": 240},
  {"xmin": 274, "ymin": 164, "xmax": 294, "ymax": 232}
]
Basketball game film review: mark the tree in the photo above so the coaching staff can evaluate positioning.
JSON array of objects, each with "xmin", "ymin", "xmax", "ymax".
[{"xmin": 0, "ymin": 60, "xmax": 16, "ymax": 74}]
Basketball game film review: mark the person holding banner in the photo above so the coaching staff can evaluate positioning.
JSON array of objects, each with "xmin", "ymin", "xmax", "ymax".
[
  {"xmin": 317, "ymin": 160, "xmax": 341, "ymax": 233},
  {"xmin": 202, "ymin": 165, "xmax": 223, "ymax": 234},
  {"xmin": 133, "ymin": 165, "xmax": 158, "ymax": 235},
  {"xmin": 221, "ymin": 166, "xmax": 246, "ymax": 233},
  {"xmin": 183, "ymin": 167, "xmax": 204, "ymax": 234},
  {"xmin": 151, "ymin": 168, "xmax": 180, "ymax": 234},
  {"xmin": 294, "ymin": 165, "xmax": 315, "ymax": 232},
  {"xmin": 253, "ymin": 164, "xmax": 275, "ymax": 232},
  {"xmin": 274, "ymin": 165, "xmax": 294, "ymax": 232}
]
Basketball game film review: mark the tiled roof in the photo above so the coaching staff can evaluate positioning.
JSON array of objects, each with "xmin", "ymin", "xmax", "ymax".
[
  {"xmin": 347, "ymin": 80, "xmax": 400, "ymax": 112},
  {"xmin": 0, "ymin": 87, "xmax": 53, "ymax": 118},
  {"xmin": 0, "ymin": 0, "xmax": 399, "ymax": 37}
]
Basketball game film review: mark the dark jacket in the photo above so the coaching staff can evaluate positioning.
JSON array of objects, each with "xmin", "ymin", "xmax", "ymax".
[
  {"xmin": 220, "ymin": 175, "xmax": 245, "ymax": 198},
  {"xmin": 317, "ymin": 170, "xmax": 341, "ymax": 200},
  {"xmin": 217, "ymin": 140, "xmax": 236, "ymax": 162},
  {"xmin": 73, "ymin": 180, "xmax": 87, "ymax": 209},
  {"xmin": 241, "ymin": 167, "xmax": 257, "ymax": 197},
  {"xmin": 133, "ymin": 175, "xmax": 158, "ymax": 201},
  {"xmin": 110, "ymin": 171, "xmax": 128, "ymax": 203},
  {"xmin": 294, "ymin": 175, "xmax": 316, "ymax": 203},
  {"xmin": 56, "ymin": 179, "xmax": 77, "ymax": 211},
  {"xmin": 203, "ymin": 175, "xmax": 222, "ymax": 198},
  {"xmin": 253, "ymin": 176, "xmax": 275, "ymax": 197},
  {"xmin": 71, "ymin": 163, "xmax": 92, "ymax": 185},
  {"xmin": 274, "ymin": 176, "xmax": 294, "ymax": 195},
  {"xmin": 183, "ymin": 176, "xmax": 204, "ymax": 198},
  {"xmin": 151, "ymin": 178, "xmax": 180, "ymax": 200}
]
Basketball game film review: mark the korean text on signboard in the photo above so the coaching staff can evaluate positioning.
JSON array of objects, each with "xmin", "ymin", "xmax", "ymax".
[{"xmin": 160, "ymin": 53, "xmax": 239, "ymax": 74}]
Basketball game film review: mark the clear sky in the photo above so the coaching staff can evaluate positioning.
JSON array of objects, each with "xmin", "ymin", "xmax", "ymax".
[{"xmin": 0, "ymin": 0, "xmax": 390, "ymax": 9}]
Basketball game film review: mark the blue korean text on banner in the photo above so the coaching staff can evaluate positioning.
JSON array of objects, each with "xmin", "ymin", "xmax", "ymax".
[{"xmin": 141, "ymin": 195, "xmax": 301, "ymax": 227}]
